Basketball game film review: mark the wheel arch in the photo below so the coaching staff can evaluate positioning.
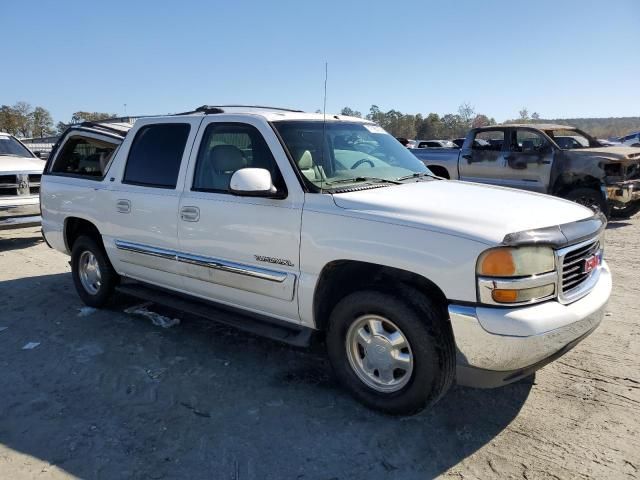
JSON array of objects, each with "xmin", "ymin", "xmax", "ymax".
[
  {"xmin": 63, "ymin": 216, "xmax": 104, "ymax": 253},
  {"xmin": 551, "ymin": 174, "xmax": 603, "ymax": 197},
  {"xmin": 312, "ymin": 260, "xmax": 449, "ymax": 332}
]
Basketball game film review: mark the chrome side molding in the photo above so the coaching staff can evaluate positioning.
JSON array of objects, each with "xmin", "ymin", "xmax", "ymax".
[
  {"xmin": 114, "ymin": 240, "xmax": 176, "ymax": 260},
  {"xmin": 114, "ymin": 239, "xmax": 288, "ymax": 283},
  {"xmin": 177, "ymin": 252, "xmax": 287, "ymax": 283}
]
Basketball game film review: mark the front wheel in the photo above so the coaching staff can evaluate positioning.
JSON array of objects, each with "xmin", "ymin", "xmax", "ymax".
[
  {"xmin": 326, "ymin": 290, "xmax": 455, "ymax": 415},
  {"xmin": 71, "ymin": 235, "xmax": 119, "ymax": 307},
  {"xmin": 564, "ymin": 188, "xmax": 609, "ymax": 217},
  {"xmin": 609, "ymin": 200, "xmax": 640, "ymax": 219}
]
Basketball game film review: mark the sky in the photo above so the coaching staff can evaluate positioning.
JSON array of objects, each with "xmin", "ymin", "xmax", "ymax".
[{"xmin": 2, "ymin": 0, "xmax": 639, "ymax": 124}]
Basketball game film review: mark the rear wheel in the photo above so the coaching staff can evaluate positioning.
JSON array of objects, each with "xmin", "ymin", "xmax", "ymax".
[
  {"xmin": 326, "ymin": 290, "xmax": 455, "ymax": 415},
  {"xmin": 564, "ymin": 188, "xmax": 609, "ymax": 217},
  {"xmin": 71, "ymin": 235, "xmax": 119, "ymax": 307}
]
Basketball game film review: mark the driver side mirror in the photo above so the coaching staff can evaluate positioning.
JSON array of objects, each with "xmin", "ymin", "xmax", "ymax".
[
  {"xmin": 34, "ymin": 151, "xmax": 42, "ymax": 158},
  {"xmin": 229, "ymin": 168, "xmax": 278, "ymax": 197}
]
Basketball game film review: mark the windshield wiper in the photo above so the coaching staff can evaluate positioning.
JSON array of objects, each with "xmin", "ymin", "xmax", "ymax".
[
  {"xmin": 396, "ymin": 172, "xmax": 436, "ymax": 181},
  {"xmin": 324, "ymin": 176, "xmax": 402, "ymax": 186}
]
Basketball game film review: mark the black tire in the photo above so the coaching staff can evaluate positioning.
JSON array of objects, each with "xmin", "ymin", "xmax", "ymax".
[
  {"xmin": 609, "ymin": 200, "xmax": 640, "ymax": 219},
  {"xmin": 564, "ymin": 188, "xmax": 609, "ymax": 217},
  {"xmin": 326, "ymin": 290, "xmax": 455, "ymax": 415},
  {"xmin": 71, "ymin": 235, "xmax": 119, "ymax": 308}
]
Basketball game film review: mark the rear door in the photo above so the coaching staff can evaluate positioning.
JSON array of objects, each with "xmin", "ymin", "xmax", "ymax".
[
  {"xmin": 101, "ymin": 117, "xmax": 202, "ymax": 291},
  {"xmin": 458, "ymin": 129, "xmax": 508, "ymax": 185},
  {"xmin": 41, "ymin": 126, "xmax": 127, "ymax": 251}
]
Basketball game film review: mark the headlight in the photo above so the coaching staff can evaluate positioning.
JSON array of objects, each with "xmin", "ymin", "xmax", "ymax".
[
  {"xmin": 477, "ymin": 246, "xmax": 555, "ymax": 277},
  {"xmin": 477, "ymin": 246, "xmax": 557, "ymax": 306}
]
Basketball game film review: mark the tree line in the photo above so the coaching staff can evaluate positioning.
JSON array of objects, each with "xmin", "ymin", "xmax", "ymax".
[
  {"xmin": 341, "ymin": 105, "xmax": 640, "ymax": 140},
  {"xmin": 2, "ymin": 100, "xmax": 638, "ymax": 140},
  {"xmin": 0, "ymin": 102, "xmax": 116, "ymax": 138}
]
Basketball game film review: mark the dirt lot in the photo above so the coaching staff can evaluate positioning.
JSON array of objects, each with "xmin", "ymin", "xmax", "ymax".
[{"xmin": 0, "ymin": 217, "xmax": 638, "ymax": 480}]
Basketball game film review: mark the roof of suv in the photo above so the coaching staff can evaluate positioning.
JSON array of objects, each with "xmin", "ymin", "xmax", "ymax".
[{"xmin": 172, "ymin": 105, "xmax": 369, "ymax": 123}]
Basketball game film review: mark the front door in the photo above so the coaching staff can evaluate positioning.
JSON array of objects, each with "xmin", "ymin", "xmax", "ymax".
[
  {"xmin": 500, "ymin": 128, "xmax": 554, "ymax": 193},
  {"xmin": 176, "ymin": 118, "xmax": 303, "ymax": 322},
  {"xmin": 103, "ymin": 118, "xmax": 201, "ymax": 291},
  {"xmin": 458, "ymin": 129, "xmax": 508, "ymax": 186}
]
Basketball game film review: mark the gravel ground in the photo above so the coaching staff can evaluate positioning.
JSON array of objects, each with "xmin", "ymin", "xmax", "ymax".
[{"xmin": 0, "ymin": 217, "xmax": 638, "ymax": 480}]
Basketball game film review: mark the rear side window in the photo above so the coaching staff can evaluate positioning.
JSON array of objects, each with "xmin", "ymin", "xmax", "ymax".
[
  {"xmin": 51, "ymin": 136, "xmax": 118, "ymax": 178},
  {"xmin": 123, "ymin": 123, "xmax": 190, "ymax": 188}
]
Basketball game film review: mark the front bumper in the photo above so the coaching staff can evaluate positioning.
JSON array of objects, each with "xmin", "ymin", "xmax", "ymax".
[
  {"xmin": 450, "ymin": 261, "xmax": 611, "ymax": 388},
  {"xmin": 0, "ymin": 200, "xmax": 41, "ymax": 230},
  {"xmin": 606, "ymin": 180, "xmax": 640, "ymax": 204}
]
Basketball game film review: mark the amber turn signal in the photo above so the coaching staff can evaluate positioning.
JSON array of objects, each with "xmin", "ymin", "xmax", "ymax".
[{"xmin": 491, "ymin": 289, "xmax": 519, "ymax": 303}]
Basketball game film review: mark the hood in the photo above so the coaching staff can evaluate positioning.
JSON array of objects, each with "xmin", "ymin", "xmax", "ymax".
[
  {"xmin": 332, "ymin": 180, "xmax": 593, "ymax": 245},
  {"xmin": 0, "ymin": 155, "xmax": 46, "ymax": 173},
  {"xmin": 568, "ymin": 146, "xmax": 640, "ymax": 162}
]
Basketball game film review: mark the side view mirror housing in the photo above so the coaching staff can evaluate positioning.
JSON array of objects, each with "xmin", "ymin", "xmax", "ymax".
[
  {"xmin": 34, "ymin": 151, "xmax": 42, "ymax": 158},
  {"xmin": 229, "ymin": 168, "xmax": 278, "ymax": 197}
]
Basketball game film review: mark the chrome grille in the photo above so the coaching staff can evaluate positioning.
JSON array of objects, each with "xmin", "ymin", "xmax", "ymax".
[
  {"xmin": 0, "ymin": 173, "xmax": 39, "ymax": 197},
  {"xmin": 28, "ymin": 174, "xmax": 41, "ymax": 195},
  {"xmin": 559, "ymin": 239, "xmax": 601, "ymax": 298}
]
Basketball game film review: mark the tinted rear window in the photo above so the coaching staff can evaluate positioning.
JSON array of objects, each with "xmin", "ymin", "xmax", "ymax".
[{"xmin": 123, "ymin": 124, "xmax": 190, "ymax": 188}]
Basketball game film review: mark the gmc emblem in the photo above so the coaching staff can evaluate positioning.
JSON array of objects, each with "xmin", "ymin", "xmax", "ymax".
[{"xmin": 583, "ymin": 255, "xmax": 599, "ymax": 274}]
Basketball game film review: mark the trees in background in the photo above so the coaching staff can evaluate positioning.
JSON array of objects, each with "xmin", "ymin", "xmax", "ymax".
[
  {"xmin": 3, "ymin": 100, "xmax": 639, "ymax": 140},
  {"xmin": 338, "ymin": 103, "xmax": 497, "ymax": 139},
  {"xmin": 0, "ymin": 102, "xmax": 56, "ymax": 138},
  {"xmin": 56, "ymin": 111, "xmax": 118, "ymax": 134}
]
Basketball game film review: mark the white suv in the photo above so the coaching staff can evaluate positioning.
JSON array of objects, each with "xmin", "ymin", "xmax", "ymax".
[{"xmin": 40, "ymin": 106, "xmax": 611, "ymax": 414}]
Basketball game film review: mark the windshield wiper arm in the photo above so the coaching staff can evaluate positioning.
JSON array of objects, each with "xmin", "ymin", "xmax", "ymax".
[
  {"xmin": 396, "ymin": 172, "xmax": 436, "ymax": 181},
  {"xmin": 324, "ymin": 176, "xmax": 402, "ymax": 186}
]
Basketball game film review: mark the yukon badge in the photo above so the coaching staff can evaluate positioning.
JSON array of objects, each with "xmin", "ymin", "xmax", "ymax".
[{"xmin": 254, "ymin": 255, "xmax": 294, "ymax": 267}]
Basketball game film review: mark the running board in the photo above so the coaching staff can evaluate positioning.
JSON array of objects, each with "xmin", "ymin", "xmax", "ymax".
[{"xmin": 115, "ymin": 282, "xmax": 313, "ymax": 347}]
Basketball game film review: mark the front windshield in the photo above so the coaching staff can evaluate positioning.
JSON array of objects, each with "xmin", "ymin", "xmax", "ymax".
[
  {"xmin": 0, "ymin": 135, "xmax": 33, "ymax": 158},
  {"xmin": 273, "ymin": 121, "xmax": 430, "ymax": 190},
  {"xmin": 544, "ymin": 129, "xmax": 598, "ymax": 149}
]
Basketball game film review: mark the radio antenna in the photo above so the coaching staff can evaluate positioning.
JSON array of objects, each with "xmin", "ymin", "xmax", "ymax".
[{"xmin": 320, "ymin": 62, "xmax": 328, "ymax": 193}]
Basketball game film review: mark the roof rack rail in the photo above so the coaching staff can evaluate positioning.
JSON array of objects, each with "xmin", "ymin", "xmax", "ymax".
[
  {"xmin": 76, "ymin": 121, "xmax": 130, "ymax": 136},
  {"xmin": 175, "ymin": 105, "xmax": 304, "ymax": 115}
]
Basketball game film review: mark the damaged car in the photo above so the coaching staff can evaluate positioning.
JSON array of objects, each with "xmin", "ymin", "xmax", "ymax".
[{"xmin": 412, "ymin": 124, "xmax": 640, "ymax": 218}]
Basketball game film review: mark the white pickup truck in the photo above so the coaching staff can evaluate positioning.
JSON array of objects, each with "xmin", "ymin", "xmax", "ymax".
[
  {"xmin": 0, "ymin": 132, "xmax": 45, "ymax": 230},
  {"xmin": 41, "ymin": 106, "xmax": 612, "ymax": 414}
]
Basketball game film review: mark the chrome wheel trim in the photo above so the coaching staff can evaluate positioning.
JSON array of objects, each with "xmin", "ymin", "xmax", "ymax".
[
  {"xmin": 345, "ymin": 314, "xmax": 413, "ymax": 393},
  {"xmin": 78, "ymin": 251, "xmax": 102, "ymax": 295}
]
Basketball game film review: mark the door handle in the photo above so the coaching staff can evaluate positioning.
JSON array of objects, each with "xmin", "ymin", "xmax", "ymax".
[
  {"xmin": 461, "ymin": 153, "xmax": 472, "ymax": 160},
  {"xmin": 180, "ymin": 206, "xmax": 200, "ymax": 222},
  {"xmin": 116, "ymin": 199, "xmax": 131, "ymax": 213}
]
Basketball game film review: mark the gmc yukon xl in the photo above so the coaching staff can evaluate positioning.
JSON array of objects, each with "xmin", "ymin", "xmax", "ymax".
[
  {"xmin": 41, "ymin": 107, "xmax": 611, "ymax": 414},
  {"xmin": 412, "ymin": 124, "xmax": 640, "ymax": 218}
]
